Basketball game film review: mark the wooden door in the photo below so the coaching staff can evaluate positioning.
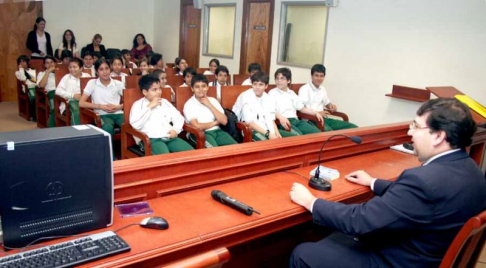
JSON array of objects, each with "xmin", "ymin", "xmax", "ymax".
[
  {"xmin": 179, "ymin": 0, "xmax": 201, "ymax": 69},
  {"xmin": 239, "ymin": 0, "xmax": 274, "ymax": 75},
  {"xmin": 0, "ymin": 2, "xmax": 43, "ymax": 102}
]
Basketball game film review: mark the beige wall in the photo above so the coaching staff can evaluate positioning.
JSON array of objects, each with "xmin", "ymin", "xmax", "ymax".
[
  {"xmin": 153, "ymin": 0, "xmax": 180, "ymax": 64},
  {"xmin": 44, "ymin": 0, "xmax": 155, "ymax": 51}
]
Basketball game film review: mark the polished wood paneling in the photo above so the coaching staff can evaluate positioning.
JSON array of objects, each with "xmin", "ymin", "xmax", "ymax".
[
  {"xmin": 0, "ymin": 2, "xmax": 43, "ymax": 102},
  {"xmin": 179, "ymin": 0, "xmax": 201, "ymax": 69},
  {"xmin": 239, "ymin": 0, "xmax": 274, "ymax": 75}
]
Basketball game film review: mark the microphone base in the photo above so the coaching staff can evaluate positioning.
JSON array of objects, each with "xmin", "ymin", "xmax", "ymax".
[{"xmin": 309, "ymin": 177, "xmax": 332, "ymax": 191}]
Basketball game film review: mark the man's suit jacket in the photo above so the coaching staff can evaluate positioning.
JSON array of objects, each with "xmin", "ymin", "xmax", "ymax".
[{"xmin": 312, "ymin": 150, "xmax": 486, "ymax": 267}]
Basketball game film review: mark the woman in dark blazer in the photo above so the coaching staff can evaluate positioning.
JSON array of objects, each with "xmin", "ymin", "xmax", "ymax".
[
  {"xmin": 83, "ymin": 33, "xmax": 107, "ymax": 59},
  {"xmin": 26, "ymin": 17, "xmax": 53, "ymax": 58}
]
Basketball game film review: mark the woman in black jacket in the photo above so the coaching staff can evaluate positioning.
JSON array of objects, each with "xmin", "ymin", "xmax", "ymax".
[
  {"xmin": 83, "ymin": 34, "xmax": 107, "ymax": 59},
  {"xmin": 26, "ymin": 17, "xmax": 53, "ymax": 58}
]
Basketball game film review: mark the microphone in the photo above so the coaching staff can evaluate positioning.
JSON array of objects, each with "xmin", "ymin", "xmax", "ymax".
[
  {"xmin": 403, "ymin": 142, "xmax": 414, "ymax": 151},
  {"xmin": 211, "ymin": 190, "xmax": 261, "ymax": 216},
  {"xmin": 310, "ymin": 134, "xmax": 362, "ymax": 191}
]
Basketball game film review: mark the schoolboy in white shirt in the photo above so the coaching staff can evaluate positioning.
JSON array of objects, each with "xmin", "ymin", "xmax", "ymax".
[
  {"xmin": 241, "ymin": 63, "xmax": 262, "ymax": 86},
  {"xmin": 233, "ymin": 72, "xmax": 295, "ymax": 141},
  {"xmin": 183, "ymin": 74, "xmax": 237, "ymax": 148},
  {"xmin": 82, "ymin": 51, "xmax": 96, "ymax": 77},
  {"xmin": 15, "ymin": 55, "xmax": 37, "ymax": 121},
  {"xmin": 268, "ymin": 68, "xmax": 323, "ymax": 136},
  {"xmin": 130, "ymin": 75, "xmax": 193, "ymax": 155},
  {"xmin": 299, "ymin": 64, "xmax": 358, "ymax": 131},
  {"xmin": 55, "ymin": 58, "xmax": 91, "ymax": 125},
  {"xmin": 181, "ymin": 67, "xmax": 196, "ymax": 87},
  {"xmin": 110, "ymin": 56, "xmax": 128, "ymax": 85},
  {"xmin": 208, "ymin": 65, "xmax": 230, "ymax": 102},
  {"xmin": 37, "ymin": 55, "xmax": 57, "ymax": 127}
]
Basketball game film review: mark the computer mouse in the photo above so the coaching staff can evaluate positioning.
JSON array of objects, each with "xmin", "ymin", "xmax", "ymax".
[{"xmin": 140, "ymin": 216, "xmax": 169, "ymax": 230}]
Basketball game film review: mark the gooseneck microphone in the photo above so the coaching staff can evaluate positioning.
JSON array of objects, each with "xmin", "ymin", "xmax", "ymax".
[
  {"xmin": 310, "ymin": 134, "xmax": 362, "ymax": 191},
  {"xmin": 211, "ymin": 190, "xmax": 261, "ymax": 216}
]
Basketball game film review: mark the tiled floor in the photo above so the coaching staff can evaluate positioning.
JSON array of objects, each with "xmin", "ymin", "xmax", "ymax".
[{"xmin": 476, "ymin": 246, "xmax": 486, "ymax": 267}]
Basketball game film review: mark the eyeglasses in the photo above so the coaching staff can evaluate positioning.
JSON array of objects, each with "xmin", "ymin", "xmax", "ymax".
[{"xmin": 409, "ymin": 122, "xmax": 429, "ymax": 131}]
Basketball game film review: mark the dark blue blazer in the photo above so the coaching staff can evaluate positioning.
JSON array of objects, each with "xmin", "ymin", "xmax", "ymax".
[{"xmin": 312, "ymin": 150, "xmax": 486, "ymax": 267}]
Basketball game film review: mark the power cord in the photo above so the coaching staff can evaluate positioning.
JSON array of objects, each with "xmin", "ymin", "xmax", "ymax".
[{"xmin": 281, "ymin": 170, "xmax": 309, "ymax": 181}]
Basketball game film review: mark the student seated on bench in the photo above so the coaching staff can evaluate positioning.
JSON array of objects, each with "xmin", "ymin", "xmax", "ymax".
[
  {"xmin": 181, "ymin": 67, "xmax": 197, "ymax": 87},
  {"xmin": 152, "ymin": 69, "xmax": 175, "ymax": 102},
  {"xmin": 241, "ymin": 62, "xmax": 262, "ymax": 86},
  {"xmin": 15, "ymin": 55, "xmax": 37, "ymax": 121},
  {"xmin": 37, "ymin": 55, "xmax": 57, "ymax": 127},
  {"xmin": 209, "ymin": 65, "xmax": 230, "ymax": 102},
  {"xmin": 183, "ymin": 74, "xmax": 237, "ymax": 148},
  {"xmin": 110, "ymin": 56, "xmax": 128, "ymax": 85},
  {"xmin": 55, "ymin": 58, "xmax": 91, "ymax": 125},
  {"xmin": 79, "ymin": 58, "xmax": 125, "ymax": 139},
  {"xmin": 82, "ymin": 51, "xmax": 96, "ymax": 77},
  {"xmin": 204, "ymin": 58, "xmax": 220, "ymax": 75},
  {"xmin": 130, "ymin": 75, "xmax": 194, "ymax": 155},
  {"xmin": 233, "ymin": 72, "xmax": 296, "ymax": 141},
  {"xmin": 268, "ymin": 68, "xmax": 323, "ymax": 136},
  {"xmin": 299, "ymin": 64, "xmax": 358, "ymax": 131}
]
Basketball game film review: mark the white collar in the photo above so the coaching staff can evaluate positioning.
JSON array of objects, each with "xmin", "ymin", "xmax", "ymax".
[{"xmin": 422, "ymin": 149, "xmax": 461, "ymax": 166}]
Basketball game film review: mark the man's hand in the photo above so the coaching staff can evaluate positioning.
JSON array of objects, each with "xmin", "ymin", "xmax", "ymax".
[
  {"xmin": 345, "ymin": 170, "xmax": 374, "ymax": 186},
  {"xmin": 168, "ymin": 129, "xmax": 177, "ymax": 138},
  {"xmin": 148, "ymin": 97, "xmax": 161, "ymax": 109},
  {"xmin": 73, "ymin": 93, "xmax": 82, "ymax": 100},
  {"xmin": 47, "ymin": 66, "xmax": 56, "ymax": 73},
  {"xmin": 289, "ymin": 183, "xmax": 317, "ymax": 211},
  {"xmin": 314, "ymin": 112, "xmax": 324, "ymax": 122},
  {"xmin": 269, "ymin": 132, "xmax": 279, "ymax": 139},
  {"xmin": 318, "ymin": 110, "xmax": 330, "ymax": 117},
  {"xmin": 100, "ymin": 104, "xmax": 117, "ymax": 113},
  {"xmin": 279, "ymin": 117, "xmax": 291, "ymax": 131}
]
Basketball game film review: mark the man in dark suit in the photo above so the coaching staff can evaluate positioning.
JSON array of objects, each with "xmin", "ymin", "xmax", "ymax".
[{"xmin": 289, "ymin": 98, "xmax": 486, "ymax": 268}]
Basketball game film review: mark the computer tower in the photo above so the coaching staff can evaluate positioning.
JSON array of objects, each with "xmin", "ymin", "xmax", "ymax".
[{"xmin": 0, "ymin": 125, "xmax": 113, "ymax": 248}]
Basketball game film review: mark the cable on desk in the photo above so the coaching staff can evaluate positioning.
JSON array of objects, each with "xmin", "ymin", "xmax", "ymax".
[
  {"xmin": 113, "ymin": 223, "xmax": 140, "ymax": 233},
  {"xmin": 281, "ymin": 170, "xmax": 310, "ymax": 181}
]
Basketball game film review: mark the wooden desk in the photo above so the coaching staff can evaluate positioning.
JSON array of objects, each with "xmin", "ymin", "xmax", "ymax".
[{"xmin": 74, "ymin": 149, "xmax": 419, "ymax": 267}]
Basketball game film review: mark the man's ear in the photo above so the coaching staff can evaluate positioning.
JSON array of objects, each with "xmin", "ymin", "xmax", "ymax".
[
  {"xmin": 432, "ymin": 130, "xmax": 447, "ymax": 147},
  {"xmin": 142, "ymin": 89, "xmax": 148, "ymax": 96}
]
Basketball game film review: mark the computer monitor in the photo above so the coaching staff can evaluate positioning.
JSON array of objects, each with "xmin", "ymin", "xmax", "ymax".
[{"xmin": 0, "ymin": 125, "xmax": 113, "ymax": 248}]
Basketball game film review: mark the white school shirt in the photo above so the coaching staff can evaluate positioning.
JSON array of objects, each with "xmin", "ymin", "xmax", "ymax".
[
  {"xmin": 36, "ymin": 71, "xmax": 56, "ymax": 91},
  {"xmin": 110, "ymin": 72, "xmax": 128, "ymax": 85},
  {"xmin": 55, "ymin": 73, "xmax": 91, "ymax": 100},
  {"xmin": 32, "ymin": 33, "xmax": 47, "ymax": 57},
  {"xmin": 183, "ymin": 96, "xmax": 224, "ymax": 131},
  {"xmin": 55, "ymin": 73, "xmax": 91, "ymax": 113},
  {"xmin": 130, "ymin": 97, "xmax": 184, "ymax": 140},
  {"xmin": 203, "ymin": 70, "xmax": 213, "ymax": 75},
  {"xmin": 233, "ymin": 88, "xmax": 276, "ymax": 134},
  {"xmin": 267, "ymin": 87, "xmax": 304, "ymax": 119},
  {"xmin": 181, "ymin": 83, "xmax": 189, "ymax": 87},
  {"xmin": 15, "ymin": 68, "xmax": 37, "ymax": 90},
  {"xmin": 83, "ymin": 78, "xmax": 125, "ymax": 115},
  {"xmin": 164, "ymin": 85, "xmax": 176, "ymax": 102},
  {"xmin": 241, "ymin": 78, "xmax": 252, "ymax": 86},
  {"xmin": 298, "ymin": 82, "xmax": 331, "ymax": 112}
]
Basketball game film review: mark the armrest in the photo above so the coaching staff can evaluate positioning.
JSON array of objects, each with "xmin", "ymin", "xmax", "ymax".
[
  {"xmin": 297, "ymin": 111, "xmax": 324, "ymax": 132},
  {"xmin": 35, "ymin": 88, "xmax": 47, "ymax": 103},
  {"xmin": 330, "ymin": 111, "xmax": 349, "ymax": 122},
  {"xmin": 182, "ymin": 124, "xmax": 206, "ymax": 149},
  {"xmin": 236, "ymin": 122, "xmax": 252, "ymax": 143},
  {"xmin": 121, "ymin": 124, "xmax": 152, "ymax": 156},
  {"xmin": 54, "ymin": 95, "xmax": 68, "ymax": 108},
  {"xmin": 79, "ymin": 107, "xmax": 101, "ymax": 127}
]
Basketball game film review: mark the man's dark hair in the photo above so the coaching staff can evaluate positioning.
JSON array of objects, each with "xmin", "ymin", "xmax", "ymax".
[
  {"xmin": 69, "ymin": 58, "xmax": 83, "ymax": 68},
  {"xmin": 248, "ymin": 63, "xmax": 262, "ymax": 73},
  {"xmin": 150, "ymin": 53, "xmax": 163, "ymax": 66},
  {"xmin": 17, "ymin": 55, "xmax": 30, "ymax": 65},
  {"xmin": 183, "ymin": 67, "xmax": 196, "ymax": 77},
  {"xmin": 274, "ymin": 67, "xmax": 292, "ymax": 86},
  {"xmin": 191, "ymin": 74, "xmax": 208, "ymax": 87},
  {"xmin": 215, "ymin": 65, "xmax": 229, "ymax": 75},
  {"xmin": 250, "ymin": 71, "xmax": 269, "ymax": 85},
  {"xmin": 417, "ymin": 98, "xmax": 477, "ymax": 149},
  {"xmin": 43, "ymin": 55, "xmax": 56, "ymax": 64},
  {"xmin": 311, "ymin": 64, "xmax": 326, "ymax": 76},
  {"xmin": 138, "ymin": 74, "xmax": 160, "ymax": 92}
]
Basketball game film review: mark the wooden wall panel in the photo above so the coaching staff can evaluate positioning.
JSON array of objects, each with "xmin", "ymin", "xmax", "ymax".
[
  {"xmin": 179, "ymin": 0, "xmax": 201, "ymax": 69},
  {"xmin": 239, "ymin": 0, "xmax": 274, "ymax": 75},
  {"xmin": 0, "ymin": 1, "xmax": 43, "ymax": 102}
]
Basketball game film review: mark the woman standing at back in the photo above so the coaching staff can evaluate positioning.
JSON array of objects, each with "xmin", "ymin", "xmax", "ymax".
[
  {"xmin": 26, "ymin": 17, "xmax": 53, "ymax": 58},
  {"xmin": 130, "ymin": 33, "xmax": 152, "ymax": 64},
  {"xmin": 57, "ymin": 29, "xmax": 79, "ymax": 59}
]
